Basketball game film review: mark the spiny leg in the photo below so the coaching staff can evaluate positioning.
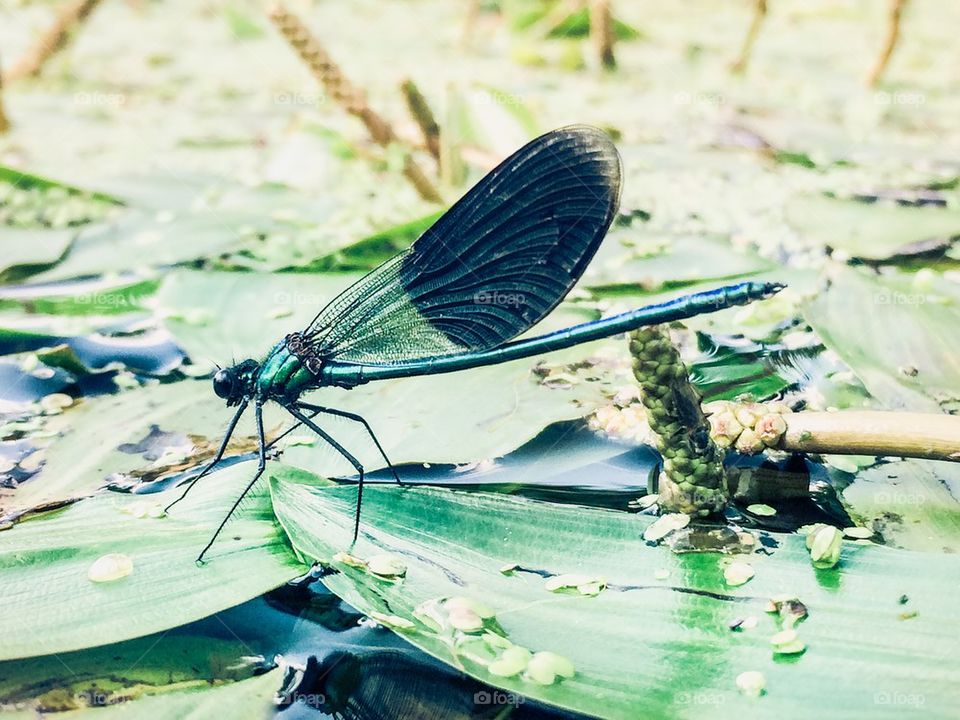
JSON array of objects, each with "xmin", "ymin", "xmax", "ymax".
[
  {"xmin": 284, "ymin": 404, "xmax": 365, "ymax": 543},
  {"xmin": 165, "ymin": 398, "xmax": 248, "ymax": 513},
  {"xmin": 168, "ymin": 403, "xmax": 324, "ymax": 514},
  {"xmin": 294, "ymin": 401, "xmax": 404, "ymax": 486},
  {"xmin": 196, "ymin": 402, "xmax": 267, "ymax": 564}
]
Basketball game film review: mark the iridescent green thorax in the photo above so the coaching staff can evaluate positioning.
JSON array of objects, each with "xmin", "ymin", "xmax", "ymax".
[{"xmin": 255, "ymin": 340, "xmax": 319, "ymax": 401}]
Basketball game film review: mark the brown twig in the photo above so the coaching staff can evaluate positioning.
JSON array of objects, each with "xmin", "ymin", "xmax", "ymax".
[
  {"xmin": 730, "ymin": 0, "xmax": 767, "ymax": 75},
  {"xmin": 866, "ymin": 0, "xmax": 908, "ymax": 87},
  {"xmin": 400, "ymin": 79, "xmax": 441, "ymax": 161},
  {"xmin": 706, "ymin": 402, "xmax": 960, "ymax": 463},
  {"xmin": 589, "ymin": 0, "xmax": 616, "ymax": 70},
  {"xmin": 780, "ymin": 411, "xmax": 959, "ymax": 462},
  {"xmin": 267, "ymin": 2, "xmax": 442, "ymax": 203},
  {"xmin": 6, "ymin": 0, "xmax": 103, "ymax": 82}
]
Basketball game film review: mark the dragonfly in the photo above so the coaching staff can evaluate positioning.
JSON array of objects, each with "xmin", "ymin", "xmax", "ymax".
[{"xmin": 167, "ymin": 125, "xmax": 783, "ymax": 563}]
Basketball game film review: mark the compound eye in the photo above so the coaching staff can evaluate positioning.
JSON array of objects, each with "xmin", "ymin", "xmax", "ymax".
[{"xmin": 212, "ymin": 369, "xmax": 235, "ymax": 399}]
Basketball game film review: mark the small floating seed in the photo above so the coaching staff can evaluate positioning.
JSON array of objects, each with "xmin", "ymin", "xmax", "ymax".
[
  {"xmin": 724, "ymin": 561, "xmax": 755, "ymax": 587},
  {"xmin": 88, "ymin": 553, "xmax": 134, "ymax": 583},
  {"xmin": 40, "ymin": 393, "xmax": 74, "ymax": 414},
  {"xmin": 499, "ymin": 563, "xmax": 518, "ymax": 575},
  {"xmin": 412, "ymin": 599, "xmax": 445, "ymax": 632},
  {"xmin": 746, "ymin": 503, "xmax": 776, "ymax": 517},
  {"xmin": 366, "ymin": 554, "xmax": 406, "ymax": 578},
  {"xmin": 643, "ymin": 513, "xmax": 690, "ymax": 542},
  {"xmin": 636, "ymin": 494, "xmax": 659, "ymax": 509},
  {"xmin": 444, "ymin": 596, "xmax": 495, "ymax": 619},
  {"xmin": 736, "ymin": 670, "xmax": 765, "ymax": 697},
  {"xmin": 483, "ymin": 631, "xmax": 513, "ymax": 650},
  {"xmin": 770, "ymin": 629, "xmax": 806, "ymax": 655},
  {"xmin": 808, "ymin": 526, "xmax": 843, "ymax": 569},
  {"xmin": 525, "ymin": 651, "xmax": 575, "ymax": 685},
  {"xmin": 488, "ymin": 646, "xmax": 532, "ymax": 677},
  {"xmin": 447, "ymin": 606, "xmax": 484, "ymax": 632},
  {"xmin": 843, "ymin": 526, "xmax": 873, "ymax": 539},
  {"xmin": 332, "ymin": 551, "xmax": 367, "ymax": 569},
  {"xmin": 369, "ymin": 611, "xmax": 415, "ymax": 630}
]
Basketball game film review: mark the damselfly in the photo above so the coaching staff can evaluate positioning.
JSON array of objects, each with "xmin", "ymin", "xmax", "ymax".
[{"xmin": 168, "ymin": 126, "xmax": 782, "ymax": 562}]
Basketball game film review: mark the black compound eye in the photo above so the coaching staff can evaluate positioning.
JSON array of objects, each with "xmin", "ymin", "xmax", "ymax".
[{"xmin": 212, "ymin": 369, "xmax": 235, "ymax": 399}]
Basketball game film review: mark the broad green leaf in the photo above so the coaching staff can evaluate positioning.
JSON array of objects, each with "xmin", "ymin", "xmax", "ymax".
[
  {"xmin": 0, "ymin": 167, "xmax": 123, "ymax": 204},
  {"xmin": 0, "ymin": 634, "xmax": 268, "ymax": 711},
  {"xmin": 803, "ymin": 265, "xmax": 960, "ymax": 412},
  {"xmin": 271, "ymin": 480, "xmax": 960, "ymax": 720},
  {"xmin": 59, "ymin": 669, "xmax": 280, "ymax": 720},
  {"xmin": 33, "ymin": 212, "xmax": 254, "ymax": 282},
  {"xmin": 0, "ymin": 463, "xmax": 305, "ymax": 660},
  {"xmin": 835, "ymin": 459, "xmax": 960, "ymax": 553},
  {"xmin": 0, "ymin": 228, "xmax": 74, "ymax": 281},
  {"xmin": 786, "ymin": 194, "xmax": 960, "ymax": 260}
]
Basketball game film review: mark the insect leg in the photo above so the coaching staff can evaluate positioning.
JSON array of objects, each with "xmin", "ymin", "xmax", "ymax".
[
  {"xmin": 284, "ymin": 404, "xmax": 365, "ymax": 543},
  {"xmin": 262, "ymin": 406, "xmax": 325, "ymax": 453},
  {"xmin": 196, "ymin": 402, "xmax": 267, "ymax": 564},
  {"xmin": 294, "ymin": 401, "xmax": 404, "ymax": 486},
  {"xmin": 165, "ymin": 398, "xmax": 249, "ymax": 513}
]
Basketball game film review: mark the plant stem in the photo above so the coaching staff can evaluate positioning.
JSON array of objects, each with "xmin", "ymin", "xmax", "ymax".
[
  {"xmin": 866, "ymin": 0, "xmax": 908, "ymax": 86},
  {"xmin": 730, "ymin": 0, "xmax": 767, "ymax": 75},
  {"xmin": 589, "ymin": 0, "xmax": 616, "ymax": 70},
  {"xmin": 401, "ymin": 79, "xmax": 441, "ymax": 161},
  {"xmin": 779, "ymin": 411, "xmax": 959, "ymax": 462},
  {"xmin": 266, "ymin": 2, "xmax": 443, "ymax": 204},
  {"xmin": 6, "ymin": 0, "xmax": 102, "ymax": 82}
]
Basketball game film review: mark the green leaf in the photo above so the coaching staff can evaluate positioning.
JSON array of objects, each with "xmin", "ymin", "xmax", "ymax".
[
  {"xmin": 0, "ymin": 228, "xmax": 74, "ymax": 282},
  {"xmin": 0, "ymin": 464, "xmax": 305, "ymax": 660},
  {"xmin": 0, "ymin": 166, "xmax": 123, "ymax": 204},
  {"xmin": 834, "ymin": 459, "xmax": 960, "ymax": 553},
  {"xmin": 803, "ymin": 265, "xmax": 960, "ymax": 412},
  {"xmin": 0, "ymin": 634, "xmax": 269, "ymax": 710},
  {"xmin": 271, "ymin": 479, "xmax": 960, "ymax": 719},
  {"xmin": 786, "ymin": 194, "xmax": 960, "ymax": 261},
  {"xmin": 58, "ymin": 670, "xmax": 280, "ymax": 720}
]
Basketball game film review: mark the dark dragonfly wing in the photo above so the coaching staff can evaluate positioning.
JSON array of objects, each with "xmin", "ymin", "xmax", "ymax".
[{"xmin": 301, "ymin": 125, "xmax": 621, "ymax": 365}]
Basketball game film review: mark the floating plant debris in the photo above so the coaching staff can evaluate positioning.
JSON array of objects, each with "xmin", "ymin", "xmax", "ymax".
[{"xmin": 87, "ymin": 553, "xmax": 134, "ymax": 583}]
